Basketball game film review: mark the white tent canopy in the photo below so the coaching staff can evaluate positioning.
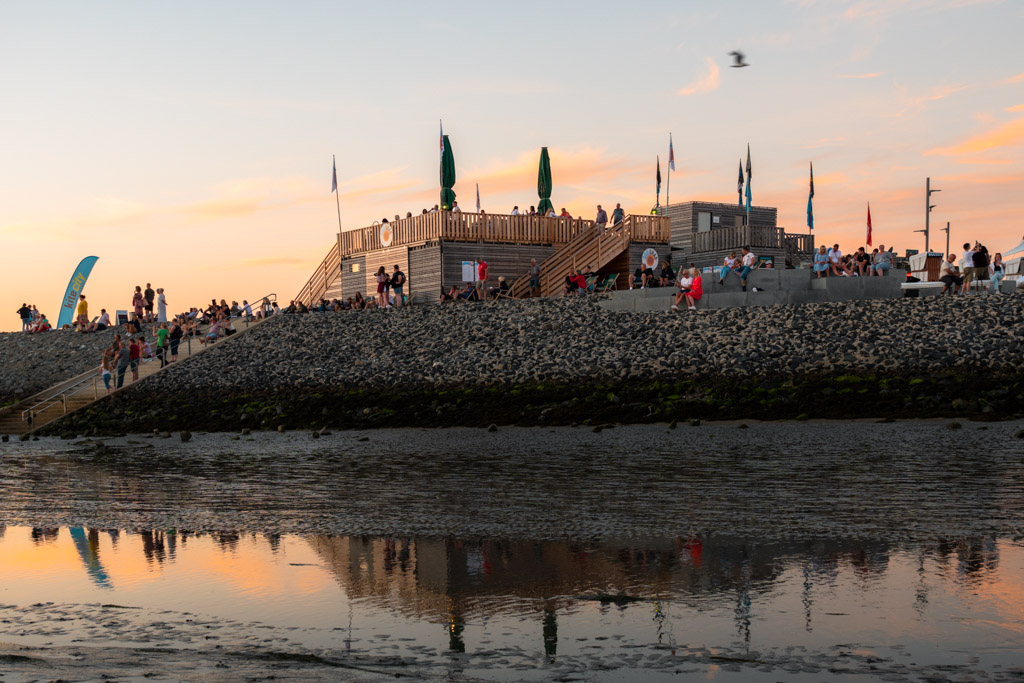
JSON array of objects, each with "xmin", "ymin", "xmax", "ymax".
[{"xmin": 1004, "ymin": 236, "xmax": 1024, "ymax": 257}]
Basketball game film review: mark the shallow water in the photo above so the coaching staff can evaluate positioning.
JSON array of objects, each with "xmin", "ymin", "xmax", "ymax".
[{"xmin": 2, "ymin": 526, "xmax": 1023, "ymax": 680}]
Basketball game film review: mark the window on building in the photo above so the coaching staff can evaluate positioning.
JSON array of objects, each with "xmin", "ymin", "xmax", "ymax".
[{"xmin": 351, "ymin": 263, "xmax": 360, "ymax": 273}]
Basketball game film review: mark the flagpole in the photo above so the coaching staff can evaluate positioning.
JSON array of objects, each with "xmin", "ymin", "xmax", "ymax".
[
  {"xmin": 666, "ymin": 133, "xmax": 671, "ymax": 211},
  {"xmin": 333, "ymin": 155, "xmax": 343, "ymax": 233}
]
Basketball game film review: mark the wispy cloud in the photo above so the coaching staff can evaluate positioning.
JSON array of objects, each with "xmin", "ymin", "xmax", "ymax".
[
  {"xmin": 885, "ymin": 83, "xmax": 968, "ymax": 118},
  {"xmin": 926, "ymin": 117, "xmax": 1024, "ymax": 155},
  {"xmin": 1002, "ymin": 73, "xmax": 1024, "ymax": 84},
  {"xmin": 1006, "ymin": 104, "xmax": 1024, "ymax": 112},
  {"xmin": 836, "ymin": 72, "xmax": 884, "ymax": 79},
  {"xmin": 677, "ymin": 57, "xmax": 721, "ymax": 96}
]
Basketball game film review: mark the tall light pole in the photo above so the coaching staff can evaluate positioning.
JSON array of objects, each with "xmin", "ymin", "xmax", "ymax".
[
  {"xmin": 925, "ymin": 177, "xmax": 941, "ymax": 253},
  {"xmin": 943, "ymin": 221, "xmax": 950, "ymax": 258}
]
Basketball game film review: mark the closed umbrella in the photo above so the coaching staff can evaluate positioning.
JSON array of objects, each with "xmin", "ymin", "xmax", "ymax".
[
  {"xmin": 440, "ymin": 134, "xmax": 456, "ymax": 210},
  {"xmin": 537, "ymin": 147, "xmax": 553, "ymax": 215}
]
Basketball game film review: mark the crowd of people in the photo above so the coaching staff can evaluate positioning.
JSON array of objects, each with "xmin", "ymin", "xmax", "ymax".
[
  {"xmin": 811, "ymin": 244, "xmax": 894, "ymax": 278},
  {"xmin": 938, "ymin": 242, "xmax": 1005, "ymax": 295},
  {"xmin": 15, "ymin": 303, "xmax": 49, "ymax": 333}
]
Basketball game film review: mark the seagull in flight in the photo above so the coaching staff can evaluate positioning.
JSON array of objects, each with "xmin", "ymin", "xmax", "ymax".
[{"xmin": 729, "ymin": 51, "xmax": 749, "ymax": 68}]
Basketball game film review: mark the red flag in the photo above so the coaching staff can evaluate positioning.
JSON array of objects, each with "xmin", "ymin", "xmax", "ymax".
[{"xmin": 866, "ymin": 203, "xmax": 873, "ymax": 246}]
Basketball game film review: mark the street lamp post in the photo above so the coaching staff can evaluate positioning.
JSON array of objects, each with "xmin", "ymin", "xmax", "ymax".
[{"xmin": 925, "ymin": 177, "xmax": 941, "ymax": 253}]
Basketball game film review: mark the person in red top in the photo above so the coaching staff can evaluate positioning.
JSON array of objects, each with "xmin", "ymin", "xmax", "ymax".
[
  {"xmin": 683, "ymin": 268, "xmax": 703, "ymax": 311},
  {"xmin": 128, "ymin": 337, "xmax": 142, "ymax": 381},
  {"xmin": 476, "ymin": 258, "xmax": 488, "ymax": 294}
]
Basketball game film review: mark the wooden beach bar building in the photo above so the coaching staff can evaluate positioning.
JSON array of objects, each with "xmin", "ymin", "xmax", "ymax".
[
  {"xmin": 295, "ymin": 200, "xmax": 815, "ymax": 305},
  {"xmin": 296, "ymin": 212, "xmax": 672, "ymax": 305}
]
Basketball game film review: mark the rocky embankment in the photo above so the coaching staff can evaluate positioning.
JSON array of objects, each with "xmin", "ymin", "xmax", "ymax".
[
  {"xmin": 0, "ymin": 327, "xmax": 120, "ymax": 405},
  {"xmin": 34, "ymin": 295, "xmax": 1024, "ymax": 434}
]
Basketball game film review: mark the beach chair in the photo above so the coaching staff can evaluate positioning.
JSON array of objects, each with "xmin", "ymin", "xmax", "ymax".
[
  {"xmin": 583, "ymin": 274, "xmax": 599, "ymax": 292},
  {"xmin": 594, "ymin": 274, "xmax": 619, "ymax": 292}
]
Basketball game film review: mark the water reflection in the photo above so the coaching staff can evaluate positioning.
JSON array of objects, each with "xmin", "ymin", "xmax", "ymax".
[{"xmin": 2, "ymin": 528, "xmax": 1021, "ymax": 661}]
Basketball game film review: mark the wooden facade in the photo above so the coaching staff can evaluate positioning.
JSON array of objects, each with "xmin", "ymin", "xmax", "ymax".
[{"xmin": 658, "ymin": 201, "xmax": 815, "ymax": 269}]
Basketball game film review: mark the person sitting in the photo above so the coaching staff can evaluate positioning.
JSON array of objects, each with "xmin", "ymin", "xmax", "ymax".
[
  {"xmin": 738, "ymin": 246, "xmax": 757, "ymax": 291},
  {"xmin": 682, "ymin": 268, "xmax": 703, "ymax": 311},
  {"xmin": 297, "ymin": 301, "xmax": 309, "ymax": 314},
  {"xmin": 560, "ymin": 207, "xmax": 572, "ymax": 218},
  {"xmin": 457, "ymin": 282, "xmax": 478, "ymax": 301},
  {"xmin": 439, "ymin": 287, "xmax": 454, "ymax": 303},
  {"xmin": 671, "ymin": 268, "xmax": 694, "ymax": 310},
  {"xmin": 939, "ymin": 254, "xmax": 963, "ymax": 295},
  {"xmin": 563, "ymin": 269, "xmax": 584, "ymax": 296},
  {"xmin": 827, "ymin": 244, "xmax": 843, "ymax": 277},
  {"xmin": 489, "ymin": 276, "xmax": 510, "ymax": 299},
  {"xmin": 90, "ymin": 309, "xmax": 110, "ymax": 332},
  {"xmin": 719, "ymin": 252, "xmax": 738, "ymax": 285},
  {"xmin": 854, "ymin": 247, "xmax": 871, "ymax": 276},
  {"xmin": 659, "ymin": 262, "xmax": 675, "ymax": 287},
  {"xmin": 813, "ymin": 245, "xmax": 829, "ymax": 278}
]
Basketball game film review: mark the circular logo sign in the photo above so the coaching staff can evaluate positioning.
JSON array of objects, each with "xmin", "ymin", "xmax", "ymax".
[
  {"xmin": 380, "ymin": 224, "xmax": 393, "ymax": 248},
  {"xmin": 641, "ymin": 248, "xmax": 659, "ymax": 270}
]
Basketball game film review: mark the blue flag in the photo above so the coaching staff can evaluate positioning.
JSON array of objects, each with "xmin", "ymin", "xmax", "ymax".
[
  {"xmin": 807, "ymin": 162, "xmax": 814, "ymax": 231},
  {"xmin": 56, "ymin": 256, "xmax": 99, "ymax": 330},
  {"xmin": 744, "ymin": 144, "xmax": 752, "ymax": 213}
]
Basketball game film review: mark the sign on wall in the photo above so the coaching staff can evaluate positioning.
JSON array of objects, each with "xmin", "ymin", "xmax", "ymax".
[
  {"xmin": 380, "ymin": 223, "xmax": 393, "ymax": 247},
  {"xmin": 641, "ymin": 248, "xmax": 659, "ymax": 271}
]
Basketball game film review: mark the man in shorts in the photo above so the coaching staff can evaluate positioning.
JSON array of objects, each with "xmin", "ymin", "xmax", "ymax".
[
  {"xmin": 959, "ymin": 243, "xmax": 975, "ymax": 294},
  {"xmin": 391, "ymin": 265, "xmax": 406, "ymax": 307}
]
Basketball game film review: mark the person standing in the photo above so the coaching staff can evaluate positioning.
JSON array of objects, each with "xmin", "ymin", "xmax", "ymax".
[
  {"xmin": 477, "ymin": 258, "xmax": 489, "ymax": 293},
  {"xmin": 155, "ymin": 323, "xmax": 170, "ymax": 368},
  {"xmin": 595, "ymin": 205, "xmax": 608, "ymax": 232},
  {"xmin": 971, "ymin": 244, "xmax": 990, "ymax": 295},
  {"xmin": 156, "ymin": 288, "xmax": 167, "ymax": 323},
  {"xmin": 115, "ymin": 341, "xmax": 130, "ymax": 389},
  {"xmin": 611, "ymin": 203, "xmax": 625, "ymax": 227},
  {"xmin": 168, "ymin": 318, "xmax": 182, "ymax": 362},
  {"xmin": 100, "ymin": 349, "xmax": 113, "ymax": 394},
  {"xmin": 144, "ymin": 283, "xmax": 155, "ymax": 321},
  {"xmin": 959, "ymin": 242, "xmax": 975, "ymax": 294},
  {"xmin": 528, "ymin": 259, "xmax": 541, "ymax": 298},
  {"xmin": 75, "ymin": 295, "xmax": 89, "ymax": 331},
  {"xmin": 16, "ymin": 303, "xmax": 31, "ymax": 332},
  {"xmin": 375, "ymin": 266, "xmax": 389, "ymax": 308},
  {"xmin": 132, "ymin": 286, "xmax": 146, "ymax": 322},
  {"xmin": 128, "ymin": 338, "xmax": 141, "ymax": 381},
  {"xmin": 391, "ymin": 265, "xmax": 406, "ymax": 307}
]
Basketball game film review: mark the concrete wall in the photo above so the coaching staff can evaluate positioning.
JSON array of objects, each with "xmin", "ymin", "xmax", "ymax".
[{"xmin": 599, "ymin": 269, "xmax": 905, "ymax": 313}]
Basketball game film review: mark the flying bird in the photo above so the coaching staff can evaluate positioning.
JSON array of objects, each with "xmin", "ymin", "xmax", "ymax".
[{"xmin": 729, "ymin": 51, "xmax": 749, "ymax": 68}]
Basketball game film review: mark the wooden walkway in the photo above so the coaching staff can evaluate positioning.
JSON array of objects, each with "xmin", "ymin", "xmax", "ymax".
[{"xmin": 0, "ymin": 315, "xmax": 271, "ymax": 437}]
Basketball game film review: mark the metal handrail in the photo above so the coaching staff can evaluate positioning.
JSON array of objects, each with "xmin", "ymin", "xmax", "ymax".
[{"xmin": 19, "ymin": 292, "xmax": 276, "ymax": 425}]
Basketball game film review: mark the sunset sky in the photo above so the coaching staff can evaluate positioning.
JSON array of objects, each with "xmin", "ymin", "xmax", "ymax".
[{"xmin": 2, "ymin": 0, "xmax": 1022, "ymax": 330}]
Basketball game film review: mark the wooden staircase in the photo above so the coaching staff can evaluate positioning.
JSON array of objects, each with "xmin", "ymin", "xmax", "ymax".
[{"xmin": 508, "ymin": 219, "xmax": 633, "ymax": 298}]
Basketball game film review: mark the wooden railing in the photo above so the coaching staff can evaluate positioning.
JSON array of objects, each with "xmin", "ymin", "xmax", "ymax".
[
  {"xmin": 508, "ymin": 215, "xmax": 650, "ymax": 298},
  {"xmin": 296, "ymin": 241, "xmax": 342, "ymax": 306},
  {"xmin": 784, "ymin": 232, "xmax": 815, "ymax": 255},
  {"xmin": 692, "ymin": 225, "xmax": 783, "ymax": 253},
  {"xmin": 337, "ymin": 211, "xmax": 669, "ymax": 257}
]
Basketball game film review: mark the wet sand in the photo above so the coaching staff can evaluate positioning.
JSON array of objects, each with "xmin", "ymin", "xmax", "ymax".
[{"xmin": 3, "ymin": 420, "xmax": 1024, "ymax": 541}]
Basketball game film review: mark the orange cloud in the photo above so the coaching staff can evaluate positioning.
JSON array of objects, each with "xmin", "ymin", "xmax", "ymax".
[
  {"xmin": 1001, "ymin": 73, "xmax": 1024, "ymax": 85},
  {"xmin": 1006, "ymin": 104, "xmax": 1024, "ymax": 112},
  {"xmin": 677, "ymin": 57, "xmax": 721, "ymax": 96},
  {"xmin": 926, "ymin": 117, "xmax": 1024, "ymax": 155}
]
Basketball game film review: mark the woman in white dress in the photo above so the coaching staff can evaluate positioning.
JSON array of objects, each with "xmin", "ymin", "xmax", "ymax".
[{"xmin": 157, "ymin": 288, "xmax": 167, "ymax": 323}]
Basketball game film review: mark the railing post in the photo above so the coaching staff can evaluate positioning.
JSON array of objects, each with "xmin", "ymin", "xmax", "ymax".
[
  {"xmin": 94, "ymin": 378, "xmax": 98, "ymax": 400},
  {"xmin": 62, "ymin": 394, "xmax": 67, "ymax": 415}
]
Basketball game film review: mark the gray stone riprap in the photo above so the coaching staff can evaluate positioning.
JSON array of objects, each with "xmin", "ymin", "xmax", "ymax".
[
  {"xmin": 115, "ymin": 294, "xmax": 1021, "ymax": 392},
  {"xmin": 0, "ymin": 327, "xmax": 120, "ymax": 404}
]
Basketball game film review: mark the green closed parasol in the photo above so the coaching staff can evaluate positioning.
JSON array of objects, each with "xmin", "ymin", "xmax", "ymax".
[
  {"xmin": 440, "ymin": 134, "xmax": 456, "ymax": 210},
  {"xmin": 537, "ymin": 147, "xmax": 553, "ymax": 215}
]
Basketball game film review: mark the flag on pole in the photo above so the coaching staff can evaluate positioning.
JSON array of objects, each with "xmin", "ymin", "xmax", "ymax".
[
  {"xmin": 737, "ymin": 159, "xmax": 744, "ymax": 206},
  {"xmin": 744, "ymin": 144, "xmax": 752, "ymax": 213},
  {"xmin": 807, "ymin": 162, "xmax": 814, "ymax": 231},
  {"xmin": 439, "ymin": 120, "xmax": 444, "ymax": 159},
  {"xmin": 668, "ymin": 134, "xmax": 675, "ymax": 172},
  {"xmin": 866, "ymin": 203, "xmax": 873, "ymax": 246},
  {"xmin": 331, "ymin": 156, "xmax": 337, "ymax": 193},
  {"xmin": 476, "ymin": 183, "xmax": 481, "ymax": 212},
  {"xmin": 656, "ymin": 156, "xmax": 662, "ymax": 207}
]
